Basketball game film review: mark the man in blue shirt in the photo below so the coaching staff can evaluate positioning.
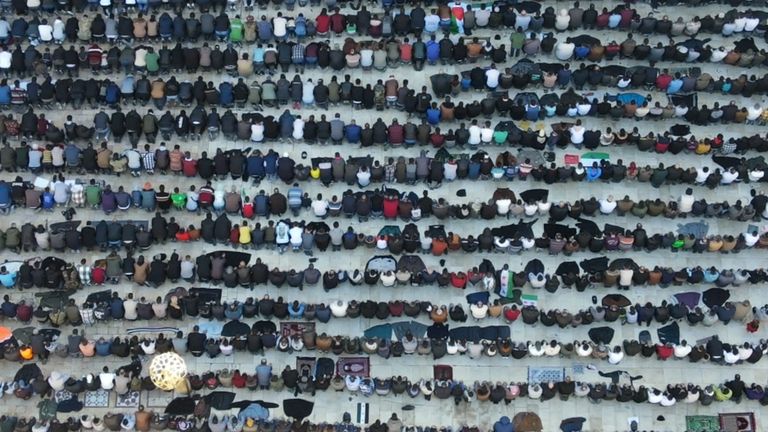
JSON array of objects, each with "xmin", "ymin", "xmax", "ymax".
[
  {"xmin": 0, "ymin": 180, "xmax": 10, "ymax": 214},
  {"xmin": 0, "ymin": 266, "xmax": 16, "ymax": 288},
  {"xmin": 426, "ymin": 34, "xmax": 440, "ymax": 65},
  {"xmin": 41, "ymin": 186, "xmax": 55, "ymax": 212},
  {"xmin": 255, "ymin": 359, "xmax": 272, "ymax": 390},
  {"xmin": 247, "ymin": 150, "xmax": 265, "ymax": 184},
  {"xmin": 264, "ymin": 149, "xmax": 278, "ymax": 180},
  {"xmin": 345, "ymin": 119, "xmax": 361, "ymax": 144},
  {"xmin": 287, "ymin": 183, "xmax": 302, "ymax": 216},
  {"xmin": 667, "ymin": 73, "xmax": 683, "ymax": 94},
  {"xmin": 426, "ymin": 103, "xmax": 441, "ymax": 125}
]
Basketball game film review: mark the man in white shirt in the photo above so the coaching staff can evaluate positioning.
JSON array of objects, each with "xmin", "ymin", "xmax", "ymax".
[
  {"xmin": 38, "ymin": 19, "xmax": 53, "ymax": 42},
  {"xmin": 99, "ymin": 366, "xmax": 116, "ymax": 390},
  {"xmin": 288, "ymin": 222, "xmax": 303, "ymax": 251},
  {"xmin": 569, "ymin": 120, "xmax": 585, "ymax": 147},
  {"xmin": 744, "ymin": 230, "xmax": 759, "ymax": 247},
  {"xmin": 468, "ymin": 121, "xmax": 481, "ymax": 146},
  {"xmin": 250, "ymin": 121, "xmax": 264, "ymax": 143},
  {"xmin": 480, "ymin": 121, "xmax": 493, "ymax": 144},
  {"xmin": 0, "ymin": 47, "xmax": 11, "ymax": 75},
  {"xmin": 721, "ymin": 168, "xmax": 739, "ymax": 184},
  {"xmin": 744, "ymin": 15, "xmax": 760, "ymax": 32},
  {"xmin": 291, "ymin": 116, "xmax": 304, "ymax": 142},
  {"xmin": 679, "ymin": 188, "xmax": 694, "ymax": 214},
  {"xmin": 123, "ymin": 145, "xmax": 142, "ymax": 176},
  {"xmin": 673, "ymin": 341, "xmax": 692, "ymax": 359},
  {"xmin": 710, "ymin": 46, "xmax": 727, "ymax": 62},
  {"xmin": 311, "ymin": 194, "xmax": 328, "ymax": 218},
  {"xmin": 485, "ymin": 64, "xmax": 500, "ymax": 89},
  {"xmin": 746, "ymin": 103, "xmax": 763, "ymax": 124},
  {"xmin": 356, "ymin": 166, "xmax": 371, "ymax": 187},
  {"xmin": 695, "ymin": 166, "xmax": 710, "ymax": 184},
  {"xmin": 599, "ymin": 195, "xmax": 617, "ymax": 214},
  {"xmin": 123, "ymin": 294, "xmax": 138, "ymax": 320},
  {"xmin": 555, "ymin": 39, "xmax": 575, "ymax": 60},
  {"xmin": 272, "ymin": 13, "xmax": 287, "ymax": 39}
]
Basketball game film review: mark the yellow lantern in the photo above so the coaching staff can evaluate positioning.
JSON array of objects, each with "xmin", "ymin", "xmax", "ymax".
[{"xmin": 149, "ymin": 352, "xmax": 188, "ymax": 391}]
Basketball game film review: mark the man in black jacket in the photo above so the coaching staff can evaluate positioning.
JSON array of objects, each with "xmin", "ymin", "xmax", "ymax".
[{"xmin": 187, "ymin": 325, "xmax": 206, "ymax": 357}]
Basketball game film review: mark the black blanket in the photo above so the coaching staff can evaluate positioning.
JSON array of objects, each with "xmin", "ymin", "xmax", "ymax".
[
  {"xmin": 588, "ymin": 326, "xmax": 614, "ymax": 344},
  {"xmin": 205, "ymin": 391, "xmax": 237, "ymax": 410},
  {"xmin": 555, "ymin": 261, "xmax": 579, "ymax": 276},
  {"xmin": 283, "ymin": 399, "xmax": 314, "ymax": 420},
  {"xmin": 491, "ymin": 219, "xmax": 536, "ymax": 239},
  {"xmin": 207, "ymin": 251, "xmax": 251, "ymax": 267},
  {"xmin": 543, "ymin": 223, "xmax": 576, "ymax": 239},
  {"xmin": 86, "ymin": 290, "xmax": 113, "ymax": 305},
  {"xmin": 702, "ymin": 288, "xmax": 730, "ymax": 308},
  {"xmin": 657, "ymin": 322, "xmax": 680, "ymax": 345},
  {"xmin": 427, "ymin": 324, "xmax": 450, "ymax": 339},
  {"xmin": 448, "ymin": 325, "xmax": 510, "ymax": 343},
  {"xmin": 222, "ymin": 320, "xmax": 250, "ymax": 337},
  {"xmin": 580, "ymin": 257, "xmax": 608, "ymax": 273},
  {"xmin": 165, "ymin": 397, "xmax": 196, "ymax": 415},
  {"xmin": 188, "ymin": 288, "xmax": 222, "ymax": 303},
  {"xmin": 14, "ymin": 363, "xmax": 43, "ymax": 382}
]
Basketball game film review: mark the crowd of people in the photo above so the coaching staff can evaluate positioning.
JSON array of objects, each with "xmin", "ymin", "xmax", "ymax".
[
  {"xmin": 0, "ymin": 208, "xmax": 763, "ymax": 259},
  {"xmin": 0, "ymin": 87, "xmax": 765, "ymax": 153},
  {"xmin": 0, "ymin": 4, "xmax": 764, "ymax": 75},
  {"xmin": 6, "ymin": 351, "xmax": 768, "ymax": 408},
  {"xmin": 7, "ymin": 319, "xmax": 767, "ymax": 364},
  {"xmin": 0, "ymin": 0, "xmax": 763, "ymax": 427}
]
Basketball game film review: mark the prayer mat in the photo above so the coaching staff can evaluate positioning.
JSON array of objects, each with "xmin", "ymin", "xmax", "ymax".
[
  {"xmin": 55, "ymin": 389, "xmax": 73, "ymax": 403},
  {"xmin": 719, "ymin": 412, "xmax": 756, "ymax": 432},
  {"xmin": 84, "ymin": 389, "xmax": 110, "ymax": 408},
  {"xmin": 127, "ymin": 326, "xmax": 180, "ymax": 335},
  {"xmin": 686, "ymin": 416, "xmax": 719, "ymax": 432},
  {"xmin": 280, "ymin": 321, "xmax": 315, "ymax": 338},
  {"xmin": 336, "ymin": 357, "xmax": 370, "ymax": 377},
  {"xmin": 433, "ymin": 365, "xmax": 452, "ymax": 380},
  {"xmin": 528, "ymin": 366, "xmax": 564, "ymax": 384},
  {"xmin": 296, "ymin": 357, "xmax": 317, "ymax": 378},
  {"xmin": 116, "ymin": 391, "xmax": 141, "ymax": 408}
]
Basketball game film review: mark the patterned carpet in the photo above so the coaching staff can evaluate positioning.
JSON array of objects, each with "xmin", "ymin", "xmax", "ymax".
[
  {"xmin": 528, "ymin": 366, "xmax": 565, "ymax": 384},
  {"xmin": 686, "ymin": 415, "xmax": 719, "ymax": 432},
  {"xmin": 719, "ymin": 413, "xmax": 756, "ymax": 432},
  {"xmin": 84, "ymin": 389, "xmax": 110, "ymax": 408},
  {"xmin": 116, "ymin": 391, "xmax": 141, "ymax": 408}
]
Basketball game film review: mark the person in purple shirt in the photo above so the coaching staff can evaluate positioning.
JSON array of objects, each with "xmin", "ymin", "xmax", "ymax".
[{"xmin": 101, "ymin": 186, "xmax": 117, "ymax": 214}]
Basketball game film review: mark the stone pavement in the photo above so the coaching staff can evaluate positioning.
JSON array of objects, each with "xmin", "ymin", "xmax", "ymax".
[{"xmin": 0, "ymin": 0, "xmax": 768, "ymax": 431}]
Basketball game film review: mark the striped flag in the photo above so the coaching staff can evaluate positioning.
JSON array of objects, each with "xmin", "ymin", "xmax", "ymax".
[
  {"xmin": 356, "ymin": 402, "xmax": 369, "ymax": 424},
  {"xmin": 498, "ymin": 270, "xmax": 514, "ymax": 298}
]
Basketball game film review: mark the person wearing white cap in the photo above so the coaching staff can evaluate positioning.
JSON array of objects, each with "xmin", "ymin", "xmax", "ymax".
[{"xmin": 28, "ymin": 143, "xmax": 42, "ymax": 173}]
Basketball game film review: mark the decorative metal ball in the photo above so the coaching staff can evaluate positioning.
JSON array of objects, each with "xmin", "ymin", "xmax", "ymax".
[{"xmin": 149, "ymin": 352, "xmax": 187, "ymax": 391}]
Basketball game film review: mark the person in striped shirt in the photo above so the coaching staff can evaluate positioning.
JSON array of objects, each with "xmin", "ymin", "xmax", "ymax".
[{"xmin": 142, "ymin": 143, "xmax": 155, "ymax": 174}]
